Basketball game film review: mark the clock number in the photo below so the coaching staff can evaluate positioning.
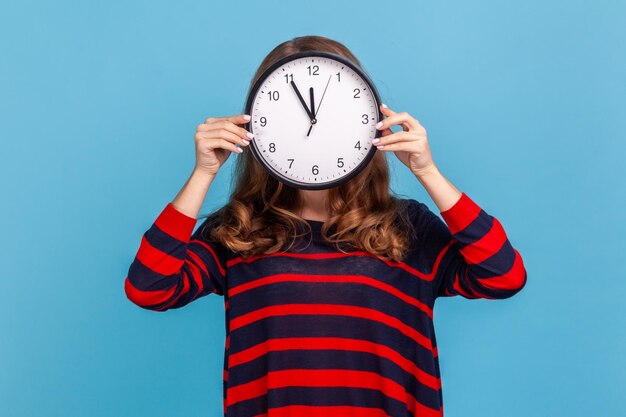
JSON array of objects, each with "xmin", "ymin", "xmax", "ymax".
[
  {"xmin": 336, "ymin": 72, "xmax": 341, "ymax": 82},
  {"xmin": 287, "ymin": 158, "xmax": 294, "ymax": 168},
  {"xmin": 312, "ymin": 165, "xmax": 319, "ymax": 175},
  {"xmin": 260, "ymin": 116, "xmax": 267, "ymax": 127},
  {"xmin": 353, "ymin": 88, "xmax": 361, "ymax": 98},
  {"xmin": 337, "ymin": 157, "xmax": 344, "ymax": 168},
  {"xmin": 269, "ymin": 142, "xmax": 276, "ymax": 152},
  {"xmin": 267, "ymin": 91, "xmax": 280, "ymax": 101},
  {"xmin": 354, "ymin": 140, "xmax": 361, "ymax": 150},
  {"xmin": 361, "ymin": 114, "xmax": 369, "ymax": 124},
  {"xmin": 307, "ymin": 65, "xmax": 319, "ymax": 75},
  {"xmin": 284, "ymin": 73, "xmax": 293, "ymax": 83}
]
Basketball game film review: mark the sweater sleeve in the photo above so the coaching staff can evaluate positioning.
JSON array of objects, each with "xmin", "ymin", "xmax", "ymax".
[
  {"xmin": 124, "ymin": 202, "xmax": 227, "ymax": 311},
  {"xmin": 418, "ymin": 193, "xmax": 527, "ymax": 300}
]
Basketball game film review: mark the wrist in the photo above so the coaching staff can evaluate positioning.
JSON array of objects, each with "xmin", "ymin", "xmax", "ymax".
[
  {"xmin": 192, "ymin": 166, "xmax": 217, "ymax": 182},
  {"xmin": 413, "ymin": 164, "xmax": 440, "ymax": 180}
]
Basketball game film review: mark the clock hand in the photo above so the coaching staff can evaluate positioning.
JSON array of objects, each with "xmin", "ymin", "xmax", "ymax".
[
  {"xmin": 307, "ymin": 87, "xmax": 316, "ymax": 137},
  {"xmin": 314, "ymin": 75, "xmax": 332, "ymax": 118},
  {"xmin": 290, "ymin": 80, "xmax": 315, "ymax": 121},
  {"xmin": 304, "ymin": 77, "xmax": 330, "ymax": 138}
]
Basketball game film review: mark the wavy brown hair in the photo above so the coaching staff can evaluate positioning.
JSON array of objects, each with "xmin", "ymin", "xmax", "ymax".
[{"xmin": 199, "ymin": 35, "xmax": 416, "ymax": 262}]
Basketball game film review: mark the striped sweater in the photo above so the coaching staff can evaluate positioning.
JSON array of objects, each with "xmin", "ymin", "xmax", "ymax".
[{"xmin": 124, "ymin": 192, "xmax": 527, "ymax": 417}]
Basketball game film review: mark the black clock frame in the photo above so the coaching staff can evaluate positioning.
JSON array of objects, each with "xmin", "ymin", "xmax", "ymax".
[{"xmin": 243, "ymin": 50, "xmax": 383, "ymax": 190}]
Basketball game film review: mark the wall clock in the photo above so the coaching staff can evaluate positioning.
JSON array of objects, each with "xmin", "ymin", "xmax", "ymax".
[{"xmin": 244, "ymin": 50, "xmax": 383, "ymax": 190}]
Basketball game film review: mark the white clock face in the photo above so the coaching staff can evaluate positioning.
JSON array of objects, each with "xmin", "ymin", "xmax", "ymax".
[{"xmin": 247, "ymin": 54, "xmax": 380, "ymax": 189}]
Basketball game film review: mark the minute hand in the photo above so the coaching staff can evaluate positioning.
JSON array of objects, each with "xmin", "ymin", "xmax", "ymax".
[
  {"xmin": 290, "ymin": 80, "xmax": 315, "ymax": 121},
  {"xmin": 313, "ymin": 75, "xmax": 332, "ymax": 118}
]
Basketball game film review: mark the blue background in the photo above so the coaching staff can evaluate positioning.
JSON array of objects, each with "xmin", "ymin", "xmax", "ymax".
[{"xmin": 1, "ymin": 1, "xmax": 624, "ymax": 416}]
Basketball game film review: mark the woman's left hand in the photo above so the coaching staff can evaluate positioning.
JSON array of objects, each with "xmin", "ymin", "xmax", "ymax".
[{"xmin": 373, "ymin": 104, "xmax": 436, "ymax": 176}]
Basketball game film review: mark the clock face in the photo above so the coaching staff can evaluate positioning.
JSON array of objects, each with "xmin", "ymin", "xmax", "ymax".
[{"xmin": 244, "ymin": 51, "xmax": 382, "ymax": 190}]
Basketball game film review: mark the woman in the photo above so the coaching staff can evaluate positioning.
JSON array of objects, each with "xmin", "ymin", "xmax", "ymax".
[{"xmin": 124, "ymin": 35, "xmax": 527, "ymax": 417}]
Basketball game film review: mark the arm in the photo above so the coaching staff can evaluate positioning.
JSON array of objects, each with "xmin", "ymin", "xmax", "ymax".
[
  {"xmin": 415, "ymin": 167, "xmax": 527, "ymax": 299},
  {"xmin": 124, "ymin": 170, "xmax": 228, "ymax": 311},
  {"xmin": 371, "ymin": 103, "xmax": 526, "ymax": 298}
]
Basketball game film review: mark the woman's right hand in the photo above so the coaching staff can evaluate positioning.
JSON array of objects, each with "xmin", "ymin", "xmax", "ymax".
[{"xmin": 193, "ymin": 113, "xmax": 254, "ymax": 176}]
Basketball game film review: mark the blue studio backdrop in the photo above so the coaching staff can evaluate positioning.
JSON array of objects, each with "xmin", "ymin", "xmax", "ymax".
[{"xmin": 1, "ymin": 1, "xmax": 624, "ymax": 416}]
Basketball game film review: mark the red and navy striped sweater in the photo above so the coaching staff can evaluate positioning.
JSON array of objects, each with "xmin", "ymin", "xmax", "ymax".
[{"xmin": 124, "ymin": 192, "xmax": 527, "ymax": 417}]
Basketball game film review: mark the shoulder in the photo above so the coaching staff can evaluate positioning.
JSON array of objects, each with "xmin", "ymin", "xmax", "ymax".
[
  {"xmin": 396, "ymin": 197, "xmax": 435, "ymax": 223},
  {"xmin": 193, "ymin": 207, "xmax": 228, "ymax": 247},
  {"xmin": 394, "ymin": 197, "xmax": 442, "ymax": 240}
]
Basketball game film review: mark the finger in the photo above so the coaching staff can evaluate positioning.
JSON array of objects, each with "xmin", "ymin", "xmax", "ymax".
[
  {"xmin": 380, "ymin": 103, "xmax": 396, "ymax": 116},
  {"xmin": 198, "ymin": 120, "xmax": 254, "ymax": 141},
  {"xmin": 373, "ymin": 131, "xmax": 421, "ymax": 147},
  {"xmin": 375, "ymin": 141, "xmax": 415, "ymax": 152},
  {"xmin": 204, "ymin": 113, "xmax": 251, "ymax": 126},
  {"xmin": 376, "ymin": 111, "xmax": 420, "ymax": 132},
  {"xmin": 212, "ymin": 138, "xmax": 245, "ymax": 154},
  {"xmin": 376, "ymin": 108, "xmax": 421, "ymax": 132},
  {"xmin": 379, "ymin": 104, "xmax": 396, "ymax": 126},
  {"xmin": 196, "ymin": 128, "xmax": 250, "ymax": 146}
]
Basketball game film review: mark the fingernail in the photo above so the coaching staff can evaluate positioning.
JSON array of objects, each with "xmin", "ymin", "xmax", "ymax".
[
  {"xmin": 372, "ymin": 138, "xmax": 380, "ymax": 144},
  {"xmin": 242, "ymin": 139, "xmax": 250, "ymax": 145},
  {"xmin": 243, "ymin": 114, "xmax": 251, "ymax": 121},
  {"xmin": 381, "ymin": 103, "xmax": 388, "ymax": 108},
  {"xmin": 246, "ymin": 131, "xmax": 254, "ymax": 139},
  {"xmin": 236, "ymin": 146, "xmax": 243, "ymax": 153},
  {"xmin": 377, "ymin": 145, "xmax": 385, "ymax": 149},
  {"xmin": 375, "ymin": 121, "xmax": 383, "ymax": 129}
]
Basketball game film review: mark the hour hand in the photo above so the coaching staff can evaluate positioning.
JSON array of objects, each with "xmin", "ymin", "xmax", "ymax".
[
  {"xmin": 290, "ymin": 80, "xmax": 315, "ymax": 121},
  {"xmin": 310, "ymin": 87, "xmax": 316, "ymax": 119}
]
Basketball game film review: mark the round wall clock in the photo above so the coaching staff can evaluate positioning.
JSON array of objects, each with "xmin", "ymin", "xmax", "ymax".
[{"xmin": 244, "ymin": 50, "xmax": 383, "ymax": 190}]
